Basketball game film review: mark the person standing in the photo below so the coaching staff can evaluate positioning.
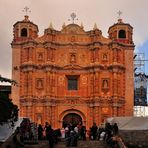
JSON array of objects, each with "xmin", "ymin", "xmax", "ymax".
[
  {"xmin": 112, "ymin": 123, "xmax": 119, "ymax": 135},
  {"xmin": 91, "ymin": 123, "xmax": 98, "ymax": 140},
  {"xmin": 44, "ymin": 122, "xmax": 50, "ymax": 140},
  {"xmin": 38, "ymin": 124, "xmax": 43, "ymax": 140},
  {"xmin": 48, "ymin": 125, "xmax": 55, "ymax": 148}
]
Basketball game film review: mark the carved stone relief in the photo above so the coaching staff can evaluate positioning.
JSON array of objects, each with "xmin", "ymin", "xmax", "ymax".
[
  {"xmin": 70, "ymin": 53, "xmax": 76, "ymax": 63},
  {"xmin": 81, "ymin": 76, "xmax": 87, "ymax": 85},
  {"xmin": 36, "ymin": 78, "xmax": 44, "ymax": 89},
  {"xmin": 59, "ymin": 76, "xmax": 64, "ymax": 85}
]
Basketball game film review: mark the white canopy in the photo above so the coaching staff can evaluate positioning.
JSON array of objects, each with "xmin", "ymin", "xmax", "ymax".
[
  {"xmin": 0, "ymin": 118, "xmax": 23, "ymax": 142},
  {"xmin": 106, "ymin": 117, "xmax": 148, "ymax": 130}
]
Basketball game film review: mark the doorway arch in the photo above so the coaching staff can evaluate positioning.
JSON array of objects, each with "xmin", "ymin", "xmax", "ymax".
[
  {"xmin": 59, "ymin": 109, "xmax": 86, "ymax": 128},
  {"xmin": 63, "ymin": 113, "xmax": 82, "ymax": 127}
]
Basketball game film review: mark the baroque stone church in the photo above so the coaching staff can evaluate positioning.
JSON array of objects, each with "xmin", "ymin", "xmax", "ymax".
[{"xmin": 11, "ymin": 14, "xmax": 134, "ymax": 129}]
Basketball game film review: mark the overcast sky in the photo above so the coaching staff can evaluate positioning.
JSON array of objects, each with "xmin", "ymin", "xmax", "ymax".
[{"xmin": 0, "ymin": 0, "xmax": 148, "ymax": 83}]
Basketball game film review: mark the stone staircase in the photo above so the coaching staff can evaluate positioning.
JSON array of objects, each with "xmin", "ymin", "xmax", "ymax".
[
  {"xmin": 55, "ymin": 140, "xmax": 106, "ymax": 148},
  {"xmin": 24, "ymin": 140, "xmax": 49, "ymax": 148},
  {"xmin": 24, "ymin": 140, "xmax": 107, "ymax": 148}
]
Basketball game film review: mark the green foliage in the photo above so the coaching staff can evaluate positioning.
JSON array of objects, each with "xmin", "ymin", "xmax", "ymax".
[{"xmin": 0, "ymin": 92, "xmax": 19, "ymax": 126}]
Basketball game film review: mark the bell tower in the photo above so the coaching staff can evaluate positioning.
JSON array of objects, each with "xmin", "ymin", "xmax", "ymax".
[
  {"xmin": 108, "ymin": 18, "xmax": 133, "ymax": 45},
  {"xmin": 108, "ymin": 13, "xmax": 135, "ymax": 116},
  {"xmin": 13, "ymin": 15, "xmax": 38, "ymax": 42},
  {"xmin": 11, "ymin": 10, "xmax": 38, "ymax": 109}
]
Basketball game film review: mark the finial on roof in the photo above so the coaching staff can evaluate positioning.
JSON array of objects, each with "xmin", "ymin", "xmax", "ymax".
[
  {"xmin": 80, "ymin": 22, "xmax": 84, "ymax": 29},
  {"xmin": 117, "ymin": 18, "xmax": 123, "ymax": 23},
  {"xmin": 68, "ymin": 12, "xmax": 78, "ymax": 24},
  {"xmin": 62, "ymin": 22, "xmax": 66, "ymax": 29},
  {"xmin": 93, "ymin": 23, "xmax": 98, "ymax": 30},
  {"xmin": 49, "ymin": 22, "xmax": 54, "ymax": 29},
  {"xmin": 23, "ymin": 15, "xmax": 29, "ymax": 22},
  {"xmin": 117, "ymin": 10, "xmax": 123, "ymax": 23},
  {"xmin": 22, "ymin": 6, "xmax": 31, "ymax": 22}
]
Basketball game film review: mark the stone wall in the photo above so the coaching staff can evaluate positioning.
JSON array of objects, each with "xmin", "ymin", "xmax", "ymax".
[{"xmin": 119, "ymin": 130, "xmax": 148, "ymax": 147}]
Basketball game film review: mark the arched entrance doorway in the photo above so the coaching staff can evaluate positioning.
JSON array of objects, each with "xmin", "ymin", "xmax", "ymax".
[{"xmin": 62, "ymin": 113, "xmax": 82, "ymax": 127}]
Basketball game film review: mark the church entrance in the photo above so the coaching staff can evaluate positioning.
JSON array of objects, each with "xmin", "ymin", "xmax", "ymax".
[{"xmin": 62, "ymin": 113, "xmax": 82, "ymax": 127}]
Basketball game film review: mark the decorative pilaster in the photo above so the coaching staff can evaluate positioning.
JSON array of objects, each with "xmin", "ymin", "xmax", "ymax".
[
  {"xmin": 47, "ymin": 47, "xmax": 52, "ymax": 61},
  {"xmin": 51, "ymin": 48, "xmax": 55, "ymax": 62},
  {"xmin": 29, "ymin": 47, "xmax": 33, "ymax": 61},
  {"xmin": 113, "ymin": 103, "xmax": 118, "ymax": 116},
  {"xmin": 90, "ymin": 73, "xmax": 94, "ymax": 95},
  {"xmin": 95, "ymin": 48, "xmax": 99, "ymax": 62},
  {"xmin": 26, "ymin": 102, "xmax": 33, "ymax": 119},
  {"xmin": 94, "ymin": 72, "xmax": 99, "ymax": 94},
  {"xmin": 44, "ymin": 101, "xmax": 51, "ymax": 123},
  {"xmin": 113, "ymin": 72, "xmax": 118, "ymax": 96},
  {"xmin": 25, "ymin": 48, "xmax": 29, "ymax": 62},
  {"xmin": 113, "ymin": 48, "xmax": 118, "ymax": 63},
  {"xmin": 24, "ymin": 72, "xmax": 29, "ymax": 95},
  {"xmin": 46, "ymin": 72, "xmax": 50, "ymax": 95},
  {"xmin": 90, "ymin": 50, "xmax": 94, "ymax": 62},
  {"xmin": 28, "ymin": 71, "xmax": 33, "ymax": 96},
  {"xmin": 21, "ymin": 48, "xmax": 26, "ymax": 63},
  {"xmin": 89, "ymin": 103, "xmax": 94, "ymax": 125}
]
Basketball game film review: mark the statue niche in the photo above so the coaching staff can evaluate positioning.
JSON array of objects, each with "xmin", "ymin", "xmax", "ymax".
[
  {"xmin": 36, "ymin": 78, "xmax": 44, "ymax": 89},
  {"xmin": 70, "ymin": 53, "xmax": 76, "ymax": 63},
  {"xmin": 102, "ymin": 79, "xmax": 109, "ymax": 89}
]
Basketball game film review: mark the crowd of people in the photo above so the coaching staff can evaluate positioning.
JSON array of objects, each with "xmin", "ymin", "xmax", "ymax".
[
  {"xmin": 13, "ymin": 118, "xmax": 119, "ymax": 148},
  {"xmin": 13, "ymin": 118, "xmax": 38, "ymax": 147},
  {"xmin": 98, "ymin": 122, "xmax": 119, "ymax": 147}
]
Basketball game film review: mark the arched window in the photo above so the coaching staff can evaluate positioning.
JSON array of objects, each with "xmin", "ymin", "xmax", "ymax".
[
  {"xmin": 21, "ymin": 28, "xmax": 28, "ymax": 37},
  {"xmin": 118, "ymin": 30, "xmax": 126, "ymax": 39}
]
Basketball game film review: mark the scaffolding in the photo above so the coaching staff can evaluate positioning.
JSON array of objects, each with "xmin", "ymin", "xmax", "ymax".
[{"xmin": 134, "ymin": 53, "xmax": 148, "ymax": 116}]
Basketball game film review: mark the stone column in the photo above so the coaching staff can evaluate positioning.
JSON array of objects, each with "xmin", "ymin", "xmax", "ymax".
[
  {"xmin": 98, "ymin": 106, "xmax": 101, "ymax": 124},
  {"xmin": 113, "ymin": 48, "xmax": 118, "ymax": 63},
  {"xmin": 24, "ymin": 72, "xmax": 28, "ymax": 95},
  {"xmin": 94, "ymin": 103, "xmax": 100, "ymax": 125},
  {"xmin": 95, "ymin": 72, "xmax": 99, "ymax": 94},
  {"xmin": 90, "ymin": 73, "xmax": 94, "ymax": 95},
  {"xmin": 21, "ymin": 48, "xmax": 26, "ymax": 63},
  {"xmin": 89, "ymin": 103, "xmax": 94, "ymax": 126},
  {"xmin": 20, "ymin": 103, "xmax": 25, "ymax": 117},
  {"xmin": 113, "ymin": 106, "xmax": 117, "ymax": 116},
  {"xmin": 44, "ymin": 101, "xmax": 51, "ymax": 123},
  {"xmin": 93, "ymin": 106, "xmax": 98, "ymax": 124},
  {"xmin": 51, "ymin": 72, "xmax": 55, "ymax": 96},
  {"xmin": 46, "ymin": 72, "xmax": 48, "ymax": 94},
  {"xmin": 51, "ymin": 48, "xmax": 55, "ymax": 62},
  {"xmin": 47, "ymin": 71, "xmax": 52, "ymax": 95},
  {"xmin": 113, "ymin": 72, "xmax": 118, "ymax": 96},
  {"xmin": 51, "ymin": 103, "xmax": 56, "ymax": 128},
  {"xmin": 95, "ymin": 48, "xmax": 99, "ymax": 62},
  {"xmin": 26, "ymin": 102, "xmax": 32, "ymax": 119},
  {"xmin": 28, "ymin": 105, "xmax": 33, "ymax": 120},
  {"xmin": 29, "ymin": 47, "xmax": 33, "ymax": 62},
  {"xmin": 28, "ymin": 71, "xmax": 33, "ymax": 96},
  {"xmin": 23, "ymin": 48, "xmax": 28, "ymax": 62},
  {"xmin": 90, "ymin": 50, "xmax": 94, "ymax": 63}
]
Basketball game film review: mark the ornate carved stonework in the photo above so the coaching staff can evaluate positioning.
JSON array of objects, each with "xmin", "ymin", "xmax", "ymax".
[{"xmin": 12, "ymin": 16, "xmax": 134, "ymax": 129}]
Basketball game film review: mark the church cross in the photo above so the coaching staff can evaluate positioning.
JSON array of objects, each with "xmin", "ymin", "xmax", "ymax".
[
  {"xmin": 22, "ymin": 6, "xmax": 31, "ymax": 16},
  {"xmin": 68, "ymin": 13, "xmax": 78, "ymax": 24},
  {"xmin": 117, "ymin": 10, "xmax": 122, "ymax": 19}
]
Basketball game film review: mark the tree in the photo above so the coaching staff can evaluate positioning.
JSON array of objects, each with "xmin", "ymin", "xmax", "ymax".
[{"xmin": 0, "ymin": 75, "xmax": 18, "ymax": 126}]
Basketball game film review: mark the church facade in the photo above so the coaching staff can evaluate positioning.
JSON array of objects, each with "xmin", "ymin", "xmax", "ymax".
[{"xmin": 11, "ymin": 15, "xmax": 134, "ymax": 129}]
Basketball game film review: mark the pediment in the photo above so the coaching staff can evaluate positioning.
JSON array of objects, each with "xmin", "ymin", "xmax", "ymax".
[
  {"xmin": 61, "ymin": 24, "xmax": 86, "ymax": 35},
  {"xmin": 63, "ymin": 64, "xmax": 83, "ymax": 70}
]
